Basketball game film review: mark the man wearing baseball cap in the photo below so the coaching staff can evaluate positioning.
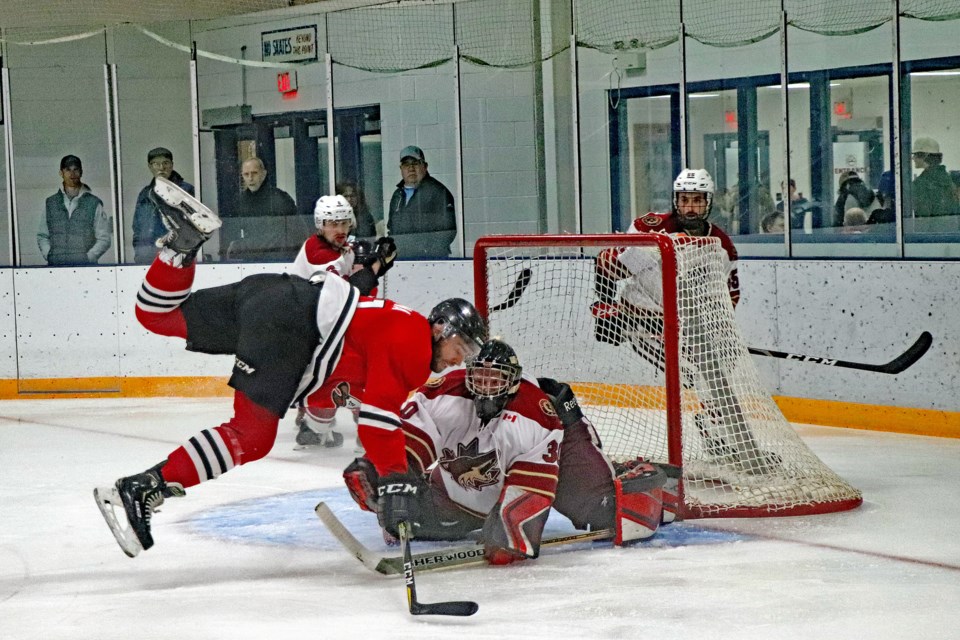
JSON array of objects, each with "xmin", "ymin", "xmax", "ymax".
[
  {"xmin": 911, "ymin": 137, "xmax": 958, "ymax": 222},
  {"xmin": 37, "ymin": 155, "xmax": 112, "ymax": 265},
  {"xmin": 386, "ymin": 145, "xmax": 456, "ymax": 258}
]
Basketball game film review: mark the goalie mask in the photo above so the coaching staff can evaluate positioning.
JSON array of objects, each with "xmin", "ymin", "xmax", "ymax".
[
  {"xmin": 466, "ymin": 339, "xmax": 522, "ymax": 424},
  {"xmin": 672, "ymin": 168, "xmax": 714, "ymax": 229}
]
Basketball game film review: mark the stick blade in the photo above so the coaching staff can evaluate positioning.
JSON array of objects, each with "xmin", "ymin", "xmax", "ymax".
[
  {"xmin": 882, "ymin": 331, "xmax": 932, "ymax": 374},
  {"xmin": 411, "ymin": 600, "xmax": 479, "ymax": 617}
]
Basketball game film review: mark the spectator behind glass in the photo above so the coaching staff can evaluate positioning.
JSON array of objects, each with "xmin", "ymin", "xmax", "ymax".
[
  {"xmin": 220, "ymin": 157, "xmax": 304, "ymax": 262},
  {"xmin": 132, "ymin": 147, "xmax": 195, "ymax": 264},
  {"xmin": 869, "ymin": 170, "xmax": 896, "ymax": 225},
  {"xmin": 911, "ymin": 137, "xmax": 958, "ymax": 221},
  {"xmin": 775, "ymin": 179, "xmax": 814, "ymax": 231},
  {"xmin": 760, "ymin": 210, "xmax": 785, "ymax": 234},
  {"xmin": 37, "ymin": 154, "xmax": 112, "ymax": 265},
  {"xmin": 386, "ymin": 145, "xmax": 456, "ymax": 259},
  {"xmin": 336, "ymin": 181, "xmax": 376, "ymax": 238},
  {"xmin": 833, "ymin": 171, "xmax": 879, "ymax": 227},
  {"xmin": 842, "ymin": 207, "xmax": 868, "ymax": 234}
]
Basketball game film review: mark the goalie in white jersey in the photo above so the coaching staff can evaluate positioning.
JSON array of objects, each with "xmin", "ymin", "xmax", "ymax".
[{"xmin": 343, "ymin": 338, "xmax": 674, "ymax": 565}]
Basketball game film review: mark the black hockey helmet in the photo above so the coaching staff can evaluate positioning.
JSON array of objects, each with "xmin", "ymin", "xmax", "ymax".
[
  {"xmin": 428, "ymin": 298, "xmax": 488, "ymax": 350},
  {"xmin": 466, "ymin": 339, "xmax": 523, "ymax": 424},
  {"xmin": 352, "ymin": 239, "xmax": 375, "ymax": 268}
]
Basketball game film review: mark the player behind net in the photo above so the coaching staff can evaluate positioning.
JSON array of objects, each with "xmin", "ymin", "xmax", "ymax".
[
  {"xmin": 93, "ymin": 177, "xmax": 488, "ymax": 558},
  {"xmin": 343, "ymin": 338, "xmax": 677, "ymax": 564},
  {"xmin": 289, "ymin": 194, "xmax": 397, "ymax": 449},
  {"xmin": 592, "ymin": 168, "xmax": 778, "ymax": 475}
]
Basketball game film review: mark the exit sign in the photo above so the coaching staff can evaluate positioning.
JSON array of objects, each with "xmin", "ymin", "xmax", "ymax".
[{"xmin": 277, "ymin": 71, "xmax": 298, "ymax": 94}]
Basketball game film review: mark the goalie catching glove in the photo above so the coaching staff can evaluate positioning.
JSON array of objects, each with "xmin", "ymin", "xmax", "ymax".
[{"xmin": 481, "ymin": 485, "xmax": 552, "ymax": 565}]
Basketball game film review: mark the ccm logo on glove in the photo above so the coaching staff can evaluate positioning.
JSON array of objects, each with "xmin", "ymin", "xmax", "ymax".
[{"xmin": 378, "ymin": 482, "xmax": 418, "ymax": 496}]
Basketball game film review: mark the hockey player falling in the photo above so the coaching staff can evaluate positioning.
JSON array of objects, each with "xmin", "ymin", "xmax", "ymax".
[
  {"xmin": 94, "ymin": 177, "xmax": 488, "ymax": 558},
  {"xmin": 288, "ymin": 194, "xmax": 396, "ymax": 448},
  {"xmin": 592, "ymin": 168, "xmax": 779, "ymax": 475},
  {"xmin": 342, "ymin": 338, "xmax": 673, "ymax": 564}
]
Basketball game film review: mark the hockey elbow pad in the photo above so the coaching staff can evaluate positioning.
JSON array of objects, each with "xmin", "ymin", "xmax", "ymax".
[{"xmin": 482, "ymin": 486, "xmax": 551, "ymax": 565}]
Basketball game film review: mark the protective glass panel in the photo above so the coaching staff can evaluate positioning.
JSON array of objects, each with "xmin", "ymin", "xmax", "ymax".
[
  {"xmin": 685, "ymin": 32, "xmax": 784, "ymax": 257},
  {"xmin": 114, "ymin": 22, "xmax": 193, "ymax": 265},
  {"xmin": 901, "ymin": 17, "xmax": 960, "ymax": 258},
  {"xmin": 7, "ymin": 31, "xmax": 116, "ymax": 266}
]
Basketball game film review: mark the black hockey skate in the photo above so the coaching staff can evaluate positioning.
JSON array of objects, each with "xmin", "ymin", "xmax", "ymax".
[
  {"xmin": 149, "ymin": 176, "xmax": 221, "ymax": 260},
  {"xmin": 94, "ymin": 461, "xmax": 185, "ymax": 558},
  {"xmin": 295, "ymin": 419, "xmax": 344, "ymax": 448}
]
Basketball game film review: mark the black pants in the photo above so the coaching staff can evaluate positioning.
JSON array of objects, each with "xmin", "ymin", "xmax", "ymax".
[{"xmin": 180, "ymin": 273, "xmax": 321, "ymax": 417}]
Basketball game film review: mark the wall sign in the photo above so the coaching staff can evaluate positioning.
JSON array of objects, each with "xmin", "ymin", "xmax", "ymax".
[{"xmin": 261, "ymin": 26, "xmax": 318, "ymax": 64}]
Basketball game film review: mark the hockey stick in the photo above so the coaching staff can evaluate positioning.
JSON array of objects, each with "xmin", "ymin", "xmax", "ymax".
[
  {"xmin": 316, "ymin": 502, "xmax": 612, "ymax": 575},
  {"xmin": 397, "ymin": 521, "xmax": 479, "ymax": 617},
  {"xmin": 747, "ymin": 331, "xmax": 932, "ymax": 375},
  {"xmin": 489, "ymin": 267, "xmax": 532, "ymax": 312}
]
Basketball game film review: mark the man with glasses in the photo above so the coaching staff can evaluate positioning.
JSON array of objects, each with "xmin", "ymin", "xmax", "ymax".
[
  {"xmin": 132, "ymin": 147, "xmax": 194, "ymax": 264},
  {"xmin": 387, "ymin": 145, "xmax": 457, "ymax": 258}
]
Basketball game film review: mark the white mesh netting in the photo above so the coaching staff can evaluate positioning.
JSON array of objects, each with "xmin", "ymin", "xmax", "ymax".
[{"xmin": 476, "ymin": 234, "xmax": 862, "ymax": 518}]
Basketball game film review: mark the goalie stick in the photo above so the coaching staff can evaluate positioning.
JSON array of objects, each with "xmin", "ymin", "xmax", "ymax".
[
  {"xmin": 489, "ymin": 267, "xmax": 532, "ymax": 312},
  {"xmin": 748, "ymin": 331, "xmax": 932, "ymax": 375},
  {"xmin": 316, "ymin": 502, "xmax": 613, "ymax": 575}
]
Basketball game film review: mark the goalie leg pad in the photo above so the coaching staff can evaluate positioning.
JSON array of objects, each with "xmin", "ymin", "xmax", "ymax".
[
  {"xmin": 656, "ymin": 463, "xmax": 682, "ymax": 524},
  {"xmin": 614, "ymin": 460, "xmax": 666, "ymax": 545}
]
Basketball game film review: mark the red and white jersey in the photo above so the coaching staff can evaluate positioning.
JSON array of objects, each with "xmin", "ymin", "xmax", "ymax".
[
  {"xmin": 400, "ymin": 371, "xmax": 563, "ymax": 517},
  {"xmin": 291, "ymin": 234, "xmax": 355, "ymax": 280},
  {"xmin": 334, "ymin": 298, "xmax": 433, "ymax": 477},
  {"xmin": 607, "ymin": 212, "xmax": 740, "ymax": 309}
]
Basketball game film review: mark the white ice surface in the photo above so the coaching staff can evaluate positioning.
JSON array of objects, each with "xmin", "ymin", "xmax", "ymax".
[{"xmin": 1, "ymin": 397, "xmax": 958, "ymax": 640}]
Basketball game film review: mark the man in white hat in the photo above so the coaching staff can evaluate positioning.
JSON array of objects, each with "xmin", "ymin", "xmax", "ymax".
[{"xmin": 911, "ymin": 137, "xmax": 958, "ymax": 220}]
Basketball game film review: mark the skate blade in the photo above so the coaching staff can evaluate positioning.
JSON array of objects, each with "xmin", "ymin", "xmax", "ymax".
[
  {"xmin": 93, "ymin": 486, "xmax": 143, "ymax": 558},
  {"xmin": 154, "ymin": 178, "xmax": 222, "ymax": 233}
]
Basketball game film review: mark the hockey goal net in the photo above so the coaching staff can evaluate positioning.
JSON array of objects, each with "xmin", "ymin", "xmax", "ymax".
[{"xmin": 474, "ymin": 233, "xmax": 862, "ymax": 519}]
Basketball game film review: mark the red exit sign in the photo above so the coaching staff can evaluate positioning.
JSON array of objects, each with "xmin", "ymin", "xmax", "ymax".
[{"xmin": 277, "ymin": 71, "xmax": 298, "ymax": 94}]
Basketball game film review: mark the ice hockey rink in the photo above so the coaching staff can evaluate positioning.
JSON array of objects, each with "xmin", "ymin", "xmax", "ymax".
[{"xmin": 1, "ymin": 397, "xmax": 958, "ymax": 640}]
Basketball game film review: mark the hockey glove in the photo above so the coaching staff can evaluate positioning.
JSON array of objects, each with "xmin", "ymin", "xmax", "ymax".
[
  {"xmin": 537, "ymin": 377, "xmax": 585, "ymax": 429},
  {"xmin": 343, "ymin": 457, "xmax": 380, "ymax": 513},
  {"xmin": 376, "ymin": 472, "xmax": 420, "ymax": 538},
  {"xmin": 373, "ymin": 236, "xmax": 397, "ymax": 274}
]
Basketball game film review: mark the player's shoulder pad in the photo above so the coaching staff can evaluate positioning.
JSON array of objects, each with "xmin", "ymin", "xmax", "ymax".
[
  {"xmin": 504, "ymin": 380, "xmax": 563, "ymax": 431},
  {"xmin": 417, "ymin": 369, "xmax": 470, "ymax": 400},
  {"xmin": 636, "ymin": 212, "xmax": 666, "ymax": 228}
]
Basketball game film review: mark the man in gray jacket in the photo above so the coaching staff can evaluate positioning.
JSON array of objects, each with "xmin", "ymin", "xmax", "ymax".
[
  {"xmin": 37, "ymin": 154, "xmax": 112, "ymax": 265},
  {"xmin": 386, "ymin": 145, "xmax": 456, "ymax": 258}
]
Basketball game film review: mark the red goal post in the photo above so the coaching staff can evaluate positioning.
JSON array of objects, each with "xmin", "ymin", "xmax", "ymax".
[{"xmin": 473, "ymin": 233, "xmax": 862, "ymax": 519}]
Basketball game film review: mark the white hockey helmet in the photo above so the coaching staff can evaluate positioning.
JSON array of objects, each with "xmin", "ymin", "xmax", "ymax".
[
  {"xmin": 672, "ymin": 168, "xmax": 715, "ymax": 218},
  {"xmin": 313, "ymin": 195, "xmax": 355, "ymax": 230}
]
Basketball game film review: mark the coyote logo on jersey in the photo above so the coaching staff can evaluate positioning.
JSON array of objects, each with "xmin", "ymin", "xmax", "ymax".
[
  {"xmin": 439, "ymin": 438, "xmax": 501, "ymax": 490},
  {"xmin": 331, "ymin": 382, "xmax": 360, "ymax": 410}
]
